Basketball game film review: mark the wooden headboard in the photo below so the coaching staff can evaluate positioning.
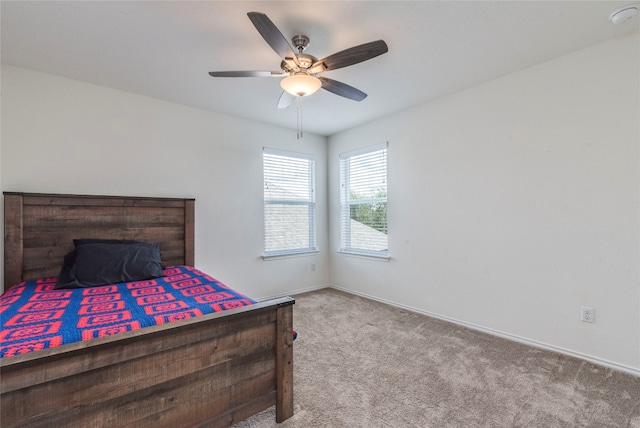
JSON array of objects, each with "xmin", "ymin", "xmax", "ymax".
[{"xmin": 4, "ymin": 192, "xmax": 195, "ymax": 289}]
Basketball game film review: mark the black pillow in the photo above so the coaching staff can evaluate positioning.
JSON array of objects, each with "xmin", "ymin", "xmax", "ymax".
[
  {"xmin": 55, "ymin": 242, "xmax": 164, "ymax": 289},
  {"xmin": 55, "ymin": 239, "xmax": 148, "ymax": 288},
  {"xmin": 75, "ymin": 238, "xmax": 167, "ymax": 268}
]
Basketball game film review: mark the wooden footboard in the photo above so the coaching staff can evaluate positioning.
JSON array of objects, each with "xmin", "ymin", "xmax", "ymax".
[{"xmin": 0, "ymin": 297, "xmax": 294, "ymax": 427}]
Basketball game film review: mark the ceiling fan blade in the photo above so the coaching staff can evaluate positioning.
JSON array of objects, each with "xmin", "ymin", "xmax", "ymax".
[
  {"xmin": 247, "ymin": 12, "xmax": 299, "ymax": 66},
  {"xmin": 209, "ymin": 71, "xmax": 284, "ymax": 77},
  {"xmin": 277, "ymin": 91, "xmax": 295, "ymax": 109},
  {"xmin": 309, "ymin": 40, "xmax": 388, "ymax": 73},
  {"xmin": 318, "ymin": 77, "xmax": 367, "ymax": 101}
]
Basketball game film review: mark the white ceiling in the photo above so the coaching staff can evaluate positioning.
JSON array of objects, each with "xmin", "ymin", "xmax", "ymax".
[{"xmin": 2, "ymin": 1, "xmax": 638, "ymax": 136}]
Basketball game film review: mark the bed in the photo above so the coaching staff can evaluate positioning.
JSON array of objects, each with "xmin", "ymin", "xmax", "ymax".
[{"xmin": 1, "ymin": 192, "xmax": 294, "ymax": 427}]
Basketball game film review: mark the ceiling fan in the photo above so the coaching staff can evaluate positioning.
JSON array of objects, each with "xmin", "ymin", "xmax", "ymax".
[{"xmin": 209, "ymin": 12, "xmax": 389, "ymax": 110}]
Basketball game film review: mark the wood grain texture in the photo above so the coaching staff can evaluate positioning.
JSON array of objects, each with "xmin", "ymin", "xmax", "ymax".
[
  {"xmin": 3, "ymin": 192, "xmax": 195, "ymax": 288},
  {"xmin": 276, "ymin": 305, "xmax": 295, "ymax": 422},
  {"xmin": 185, "ymin": 199, "xmax": 195, "ymax": 266},
  {"xmin": 1, "ymin": 192, "xmax": 295, "ymax": 427},
  {"xmin": 4, "ymin": 194, "xmax": 24, "ymax": 290}
]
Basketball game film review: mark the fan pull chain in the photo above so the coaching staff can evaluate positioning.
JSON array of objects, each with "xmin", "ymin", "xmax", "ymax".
[{"xmin": 296, "ymin": 96, "xmax": 303, "ymax": 139}]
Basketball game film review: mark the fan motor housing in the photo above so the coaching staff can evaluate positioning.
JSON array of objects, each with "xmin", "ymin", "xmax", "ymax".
[{"xmin": 281, "ymin": 53, "xmax": 318, "ymax": 73}]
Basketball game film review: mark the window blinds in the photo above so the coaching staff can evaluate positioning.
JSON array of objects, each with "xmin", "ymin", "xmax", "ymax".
[
  {"xmin": 339, "ymin": 143, "xmax": 388, "ymax": 257},
  {"xmin": 263, "ymin": 148, "xmax": 316, "ymax": 256}
]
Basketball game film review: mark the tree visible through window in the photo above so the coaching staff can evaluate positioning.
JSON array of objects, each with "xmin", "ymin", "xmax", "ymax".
[
  {"xmin": 340, "ymin": 143, "xmax": 388, "ymax": 257},
  {"xmin": 263, "ymin": 148, "xmax": 316, "ymax": 257}
]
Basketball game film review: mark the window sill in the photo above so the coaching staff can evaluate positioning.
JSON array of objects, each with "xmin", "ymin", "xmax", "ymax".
[
  {"xmin": 263, "ymin": 250, "xmax": 319, "ymax": 261},
  {"xmin": 337, "ymin": 251, "xmax": 390, "ymax": 262}
]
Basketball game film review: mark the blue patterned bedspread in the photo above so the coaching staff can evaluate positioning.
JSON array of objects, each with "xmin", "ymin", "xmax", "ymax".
[{"xmin": 0, "ymin": 266, "xmax": 255, "ymax": 357}]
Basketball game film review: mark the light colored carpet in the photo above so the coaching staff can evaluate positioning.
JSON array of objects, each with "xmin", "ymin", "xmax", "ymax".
[{"xmin": 233, "ymin": 288, "xmax": 640, "ymax": 428}]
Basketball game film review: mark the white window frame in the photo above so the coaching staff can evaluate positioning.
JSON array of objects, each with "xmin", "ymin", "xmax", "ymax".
[
  {"xmin": 339, "ymin": 142, "xmax": 389, "ymax": 260},
  {"xmin": 263, "ymin": 147, "xmax": 316, "ymax": 258}
]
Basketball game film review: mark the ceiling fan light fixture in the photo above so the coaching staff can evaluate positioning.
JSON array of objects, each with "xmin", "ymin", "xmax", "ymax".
[{"xmin": 280, "ymin": 73, "xmax": 322, "ymax": 97}]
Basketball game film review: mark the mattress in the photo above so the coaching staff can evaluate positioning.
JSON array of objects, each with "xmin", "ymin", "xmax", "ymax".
[{"xmin": 0, "ymin": 265, "xmax": 255, "ymax": 357}]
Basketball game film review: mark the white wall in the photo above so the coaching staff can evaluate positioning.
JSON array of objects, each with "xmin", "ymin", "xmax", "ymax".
[
  {"xmin": 0, "ymin": 65, "xmax": 329, "ymax": 299},
  {"xmin": 328, "ymin": 33, "xmax": 640, "ymax": 373}
]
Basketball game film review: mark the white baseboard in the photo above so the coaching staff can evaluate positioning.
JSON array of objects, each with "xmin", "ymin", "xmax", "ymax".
[
  {"xmin": 330, "ymin": 285, "xmax": 640, "ymax": 378},
  {"xmin": 255, "ymin": 283, "xmax": 330, "ymax": 303}
]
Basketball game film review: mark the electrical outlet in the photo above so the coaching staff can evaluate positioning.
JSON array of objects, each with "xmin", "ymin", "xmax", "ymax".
[
  {"xmin": 311, "ymin": 263, "xmax": 316, "ymax": 271},
  {"xmin": 581, "ymin": 306, "xmax": 595, "ymax": 323}
]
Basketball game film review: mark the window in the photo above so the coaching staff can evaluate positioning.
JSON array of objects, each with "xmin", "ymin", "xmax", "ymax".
[
  {"xmin": 339, "ymin": 143, "xmax": 388, "ymax": 258},
  {"xmin": 263, "ymin": 148, "xmax": 316, "ymax": 257}
]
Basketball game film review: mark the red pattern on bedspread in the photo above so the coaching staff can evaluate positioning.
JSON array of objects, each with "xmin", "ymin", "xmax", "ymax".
[{"xmin": 0, "ymin": 266, "xmax": 255, "ymax": 357}]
